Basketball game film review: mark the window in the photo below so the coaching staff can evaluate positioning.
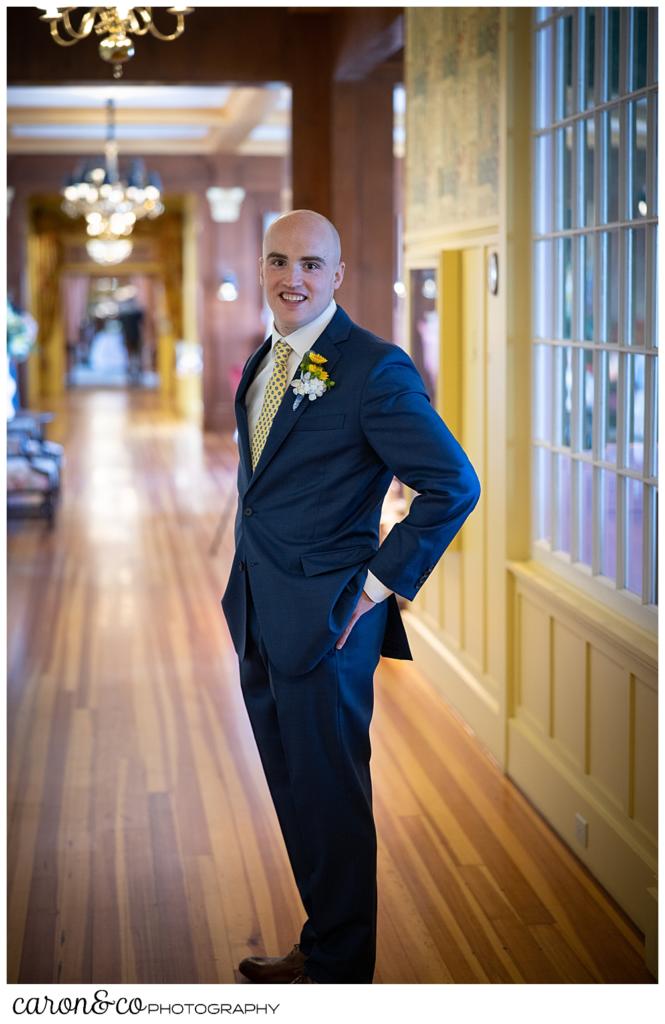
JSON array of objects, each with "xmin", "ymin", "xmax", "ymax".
[{"xmin": 532, "ymin": 8, "xmax": 658, "ymax": 629}]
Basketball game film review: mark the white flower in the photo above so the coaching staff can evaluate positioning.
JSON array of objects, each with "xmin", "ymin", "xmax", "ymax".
[{"xmin": 291, "ymin": 370, "xmax": 329, "ymax": 409}]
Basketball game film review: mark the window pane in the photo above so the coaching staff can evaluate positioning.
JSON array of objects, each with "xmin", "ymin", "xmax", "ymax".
[
  {"xmin": 652, "ymin": 357, "xmax": 659, "ymax": 477},
  {"xmin": 583, "ymin": 9, "xmax": 596, "ymax": 109},
  {"xmin": 533, "ymin": 446, "xmax": 552, "ymax": 544},
  {"xmin": 647, "ymin": 485, "xmax": 658, "ymax": 603},
  {"xmin": 626, "ymin": 477, "xmax": 644, "ymax": 597},
  {"xmin": 599, "ymin": 468, "xmax": 617, "ymax": 580},
  {"xmin": 536, "ymin": 8, "xmax": 554, "ymax": 25},
  {"xmin": 632, "ymin": 8, "xmax": 649, "ymax": 92},
  {"xmin": 605, "ymin": 229, "xmax": 620, "ymax": 343},
  {"xmin": 603, "ymin": 349, "xmax": 619, "ymax": 463},
  {"xmin": 534, "ymin": 132, "xmax": 554, "ymax": 234},
  {"xmin": 556, "ymin": 126, "xmax": 574, "ymax": 229},
  {"xmin": 630, "ymin": 227, "xmax": 647, "ymax": 345},
  {"xmin": 533, "ymin": 344, "xmax": 553, "ymax": 441},
  {"xmin": 556, "ymin": 345, "xmax": 573, "ymax": 447},
  {"xmin": 535, "ymin": 25, "xmax": 554, "ymax": 130},
  {"xmin": 649, "ymin": 224, "xmax": 658, "ymax": 347},
  {"xmin": 606, "ymin": 8, "xmax": 621, "ymax": 102},
  {"xmin": 581, "ymin": 116, "xmax": 595, "ymax": 225},
  {"xmin": 650, "ymin": 94, "xmax": 658, "ymax": 217},
  {"xmin": 583, "ymin": 233, "xmax": 594, "ymax": 340},
  {"xmin": 579, "ymin": 460, "xmax": 594, "ymax": 567},
  {"xmin": 556, "ymin": 236, "xmax": 573, "ymax": 339},
  {"xmin": 582, "ymin": 347, "xmax": 594, "ymax": 452},
  {"xmin": 626, "ymin": 353, "xmax": 645, "ymax": 472},
  {"xmin": 556, "ymin": 14, "xmax": 574, "ymax": 120},
  {"xmin": 604, "ymin": 109, "xmax": 621, "ymax": 224},
  {"xmin": 630, "ymin": 97, "xmax": 648, "ymax": 220},
  {"xmin": 555, "ymin": 453, "xmax": 572, "ymax": 554},
  {"xmin": 534, "ymin": 240, "xmax": 553, "ymax": 338}
]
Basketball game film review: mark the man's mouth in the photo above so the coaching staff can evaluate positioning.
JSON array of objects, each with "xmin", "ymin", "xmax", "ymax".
[{"xmin": 279, "ymin": 292, "xmax": 307, "ymax": 304}]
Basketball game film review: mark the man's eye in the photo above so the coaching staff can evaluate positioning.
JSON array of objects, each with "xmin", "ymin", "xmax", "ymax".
[{"xmin": 304, "ymin": 263, "xmax": 320, "ymax": 271}]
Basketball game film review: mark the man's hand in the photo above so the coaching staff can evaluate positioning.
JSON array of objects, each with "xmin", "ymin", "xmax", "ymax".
[{"xmin": 336, "ymin": 590, "xmax": 376, "ymax": 649}]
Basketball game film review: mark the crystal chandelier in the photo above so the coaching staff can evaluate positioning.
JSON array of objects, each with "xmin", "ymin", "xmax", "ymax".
[
  {"xmin": 62, "ymin": 98, "xmax": 164, "ymax": 264},
  {"xmin": 39, "ymin": 6, "xmax": 194, "ymax": 79},
  {"xmin": 86, "ymin": 237, "xmax": 134, "ymax": 265}
]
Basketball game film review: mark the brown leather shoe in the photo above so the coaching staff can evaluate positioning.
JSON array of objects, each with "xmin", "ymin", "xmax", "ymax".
[{"xmin": 239, "ymin": 943, "xmax": 307, "ymax": 983}]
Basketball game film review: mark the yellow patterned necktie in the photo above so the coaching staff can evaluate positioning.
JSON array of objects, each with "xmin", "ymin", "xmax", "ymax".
[{"xmin": 250, "ymin": 338, "xmax": 292, "ymax": 470}]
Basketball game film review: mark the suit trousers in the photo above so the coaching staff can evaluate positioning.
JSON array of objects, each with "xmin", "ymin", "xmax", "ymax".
[{"xmin": 239, "ymin": 573, "xmax": 388, "ymax": 983}]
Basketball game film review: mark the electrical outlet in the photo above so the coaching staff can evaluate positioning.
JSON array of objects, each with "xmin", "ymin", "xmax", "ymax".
[{"xmin": 575, "ymin": 813, "xmax": 589, "ymax": 847}]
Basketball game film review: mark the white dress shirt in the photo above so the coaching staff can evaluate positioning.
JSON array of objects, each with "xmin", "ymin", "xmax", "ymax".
[{"xmin": 246, "ymin": 299, "xmax": 392, "ymax": 605}]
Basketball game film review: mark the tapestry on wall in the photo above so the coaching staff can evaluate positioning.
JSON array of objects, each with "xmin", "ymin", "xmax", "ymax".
[{"xmin": 406, "ymin": 7, "xmax": 500, "ymax": 233}]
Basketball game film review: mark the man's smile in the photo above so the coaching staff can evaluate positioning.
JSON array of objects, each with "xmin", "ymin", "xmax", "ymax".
[{"xmin": 279, "ymin": 292, "xmax": 307, "ymax": 303}]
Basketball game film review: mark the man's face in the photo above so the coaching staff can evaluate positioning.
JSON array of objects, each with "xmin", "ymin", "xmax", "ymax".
[{"xmin": 259, "ymin": 213, "xmax": 345, "ymax": 337}]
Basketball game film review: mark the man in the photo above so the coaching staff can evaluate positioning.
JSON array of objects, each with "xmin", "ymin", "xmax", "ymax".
[{"xmin": 221, "ymin": 210, "xmax": 480, "ymax": 984}]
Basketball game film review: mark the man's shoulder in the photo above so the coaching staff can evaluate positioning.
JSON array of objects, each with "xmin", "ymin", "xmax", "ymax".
[{"xmin": 341, "ymin": 312, "xmax": 412, "ymax": 367}]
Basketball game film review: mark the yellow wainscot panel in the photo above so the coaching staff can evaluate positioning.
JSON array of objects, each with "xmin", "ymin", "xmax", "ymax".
[
  {"xmin": 551, "ymin": 619, "xmax": 587, "ymax": 771},
  {"xmin": 517, "ymin": 592, "xmax": 551, "ymax": 735},
  {"xmin": 632, "ymin": 677, "xmax": 658, "ymax": 840},
  {"xmin": 589, "ymin": 647, "xmax": 631, "ymax": 813}
]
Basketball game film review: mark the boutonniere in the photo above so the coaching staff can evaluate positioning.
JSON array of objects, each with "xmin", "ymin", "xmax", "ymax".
[{"xmin": 291, "ymin": 350, "xmax": 336, "ymax": 410}]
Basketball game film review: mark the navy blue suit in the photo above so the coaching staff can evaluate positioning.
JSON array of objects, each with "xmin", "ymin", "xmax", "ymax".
[{"xmin": 222, "ymin": 306, "xmax": 480, "ymax": 982}]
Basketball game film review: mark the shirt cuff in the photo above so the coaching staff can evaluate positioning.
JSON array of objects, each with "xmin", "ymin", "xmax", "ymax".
[{"xmin": 364, "ymin": 569, "xmax": 393, "ymax": 604}]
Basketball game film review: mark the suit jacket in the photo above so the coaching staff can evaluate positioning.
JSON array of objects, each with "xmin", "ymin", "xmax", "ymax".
[{"xmin": 221, "ymin": 305, "xmax": 481, "ymax": 676}]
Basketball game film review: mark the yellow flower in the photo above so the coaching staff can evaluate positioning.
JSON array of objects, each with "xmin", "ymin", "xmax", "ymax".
[
  {"xmin": 318, "ymin": 370, "xmax": 329, "ymax": 380},
  {"xmin": 307, "ymin": 363, "xmax": 318, "ymax": 374},
  {"xmin": 309, "ymin": 351, "xmax": 327, "ymax": 364}
]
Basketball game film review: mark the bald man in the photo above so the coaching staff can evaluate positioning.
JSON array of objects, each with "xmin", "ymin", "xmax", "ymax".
[{"xmin": 222, "ymin": 210, "xmax": 480, "ymax": 984}]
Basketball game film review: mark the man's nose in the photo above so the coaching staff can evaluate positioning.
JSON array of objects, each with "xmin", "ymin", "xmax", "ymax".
[{"xmin": 283, "ymin": 265, "xmax": 304, "ymax": 287}]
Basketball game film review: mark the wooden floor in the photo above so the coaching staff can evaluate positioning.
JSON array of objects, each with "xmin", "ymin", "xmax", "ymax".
[{"xmin": 7, "ymin": 389, "xmax": 653, "ymax": 984}]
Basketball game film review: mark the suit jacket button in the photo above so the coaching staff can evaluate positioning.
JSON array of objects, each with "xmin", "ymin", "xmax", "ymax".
[{"xmin": 244, "ymin": 507, "xmax": 253, "ymax": 516}]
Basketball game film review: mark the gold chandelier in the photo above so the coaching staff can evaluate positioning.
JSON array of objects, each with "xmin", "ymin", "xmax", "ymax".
[{"xmin": 39, "ymin": 6, "xmax": 194, "ymax": 78}]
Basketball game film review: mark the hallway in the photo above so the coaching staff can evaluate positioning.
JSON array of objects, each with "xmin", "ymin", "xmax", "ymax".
[{"xmin": 7, "ymin": 391, "xmax": 652, "ymax": 984}]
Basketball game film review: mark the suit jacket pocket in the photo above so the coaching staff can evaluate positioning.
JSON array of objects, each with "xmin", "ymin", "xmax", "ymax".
[
  {"xmin": 301, "ymin": 544, "xmax": 376, "ymax": 576},
  {"xmin": 292, "ymin": 413, "xmax": 346, "ymax": 431}
]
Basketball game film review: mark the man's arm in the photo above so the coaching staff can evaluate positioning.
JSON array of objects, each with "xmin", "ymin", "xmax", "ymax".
[{"xmin": 360, "ymin": 346, "xmax": 481, "ymax": 600}]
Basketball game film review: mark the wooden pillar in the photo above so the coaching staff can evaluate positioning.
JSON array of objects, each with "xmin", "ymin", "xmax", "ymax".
[
  {"xmin": 331, "ymin": 65, "xmax": 396, "ymax": 340},
  {"xmin": 288, "ymin": 15, "xmax": 334, "ymax": 216}
]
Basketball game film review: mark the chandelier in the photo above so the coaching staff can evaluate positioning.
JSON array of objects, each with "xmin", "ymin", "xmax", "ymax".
[
  {"xmin": 62, "ymin": 100, "xmax": 163, "ymax": 232},
  {"xmin": 86, "ymin": 237, "xmax": 134, "ymax": 265},
  {"xmin": 39, "ymin": 6, "xmax": 193, "ymax": 79},
  {"xmin": 61, "ymin": 99, "xmax": 164, "ymax": 264}
]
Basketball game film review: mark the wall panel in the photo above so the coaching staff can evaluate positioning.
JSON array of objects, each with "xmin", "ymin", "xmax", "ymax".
[
  {"xmin": 588, "ymin": 649, "xmax": 631, "ymax": 813},
  {"xmin": 551, "ymin": 620, "xmax": 586, "ymax": 771}
]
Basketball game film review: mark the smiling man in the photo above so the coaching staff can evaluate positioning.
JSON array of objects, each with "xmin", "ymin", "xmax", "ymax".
[{"xmin": 222, "ymin": 210, "xmax": 480, "ymax": 984}]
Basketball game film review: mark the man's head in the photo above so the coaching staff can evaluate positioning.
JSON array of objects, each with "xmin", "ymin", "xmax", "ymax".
[{"xmin": 259, "ymin": 209, "xmax": 345, "ymax": 337}]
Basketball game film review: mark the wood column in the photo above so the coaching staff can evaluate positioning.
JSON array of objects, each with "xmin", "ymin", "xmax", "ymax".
[
  {"xmin": 288, "ymin": 15, "xmax": 335, "ymax": 216},
  {"xmin": 332, "ymin": 65, "xmax": 396, "ymax": 340}
]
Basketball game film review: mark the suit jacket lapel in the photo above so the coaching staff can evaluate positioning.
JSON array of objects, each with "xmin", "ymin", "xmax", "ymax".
[
  {"xmin": 247, "ymin": 307, "xmax": 352, "ymax": 489},
  {"xmin": 235, "ymin": 336, "xmax": 272, "ymax": 477}
]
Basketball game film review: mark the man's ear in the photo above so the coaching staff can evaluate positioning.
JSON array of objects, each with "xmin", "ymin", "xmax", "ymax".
[
  {"xmin": 333, "ymin": 261, "xmax": 345, "ymax": 290},
  {"xmin": 258, "ymin": 256, "xmax": 265, "ymax": 287}
]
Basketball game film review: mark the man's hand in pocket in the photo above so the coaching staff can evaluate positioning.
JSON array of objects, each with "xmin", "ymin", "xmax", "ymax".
[{"xmin": 336, "ymin": 590, "xmax": 376, "ymax": 650}]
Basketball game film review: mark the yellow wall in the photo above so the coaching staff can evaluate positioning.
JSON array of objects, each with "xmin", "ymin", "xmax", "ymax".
[{"xmin": 402, "ymin": 7, "xmax": 657, "ymax": 972}]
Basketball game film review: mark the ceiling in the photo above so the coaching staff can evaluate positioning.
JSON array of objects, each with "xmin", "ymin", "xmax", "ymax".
[
  {"xmin": 7, "ymin": 83, "xmax": 405, "ymax": 160},
  {"xmin": 6, "ymin": 84, "xmax": 292, "ymax": 157}
]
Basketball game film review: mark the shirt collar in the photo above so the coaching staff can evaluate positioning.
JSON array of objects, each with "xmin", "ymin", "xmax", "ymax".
[{"xmin": 270, "ymin": 299, "xmax": 337, "ymax": 359}]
